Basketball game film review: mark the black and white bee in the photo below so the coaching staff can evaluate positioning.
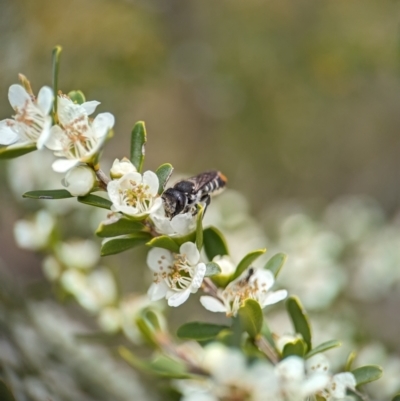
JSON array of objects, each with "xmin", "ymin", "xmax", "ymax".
[{"xmin": 162, "ymin": 170, "xmax": 227, "ymax": 219}]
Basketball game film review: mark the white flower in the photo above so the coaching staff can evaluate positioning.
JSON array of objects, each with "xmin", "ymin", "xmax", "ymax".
[
  {"xmin": 200, "ymin": 267, "xmax": 287, "ymax": 316},
  {"xmin": 211, "ymin": 255, "xmax": 235, "ymax": 276},
  {"xmin": 150, "ymin": 205, "xmax": 196, "ymax": 236},
  {"xmin": 46, "ymin": 95, "xmax": 114, "ymax": 172},
  {"xmin": 147, "ymin": 242, "xmax": 206, "ymax": 307},
  {"xmin": 13, "ymin": 210, "xmax": 55, "ymax": 251},
  {"xmin": 306, "ymin": 354, "xmax": 356, "ymax": 400},
  {"xmin": 110, "ymin": 157, "xmax": 137, "ymax": 179},
  {"xmin": 56, "ymin": 240, "xmax": 99, "ymax": 270},
  {"xmin": 107, "ymin": 171, "xmax": 162, "ymax": 218},
  {"xmin": 62, "ymin": 165, "xmax": 97, "ymax": 196},
  {"xmin": 0, "ymin": 84, "xmax": 53, "ymax": 149},
  {"xmin": 60, "ymin": 268, "xmax": 117, "ymax": 313},
  {"xmin": 98, "ymin": 307, "xmax": 121, "ymax": 333},
  {"xmin": 42, "ymin": 255, "xmax": 62, "ymax": 281},
  {"xmin": 274, "ymin": 356, "xmax": 330, "ymax": 401}
]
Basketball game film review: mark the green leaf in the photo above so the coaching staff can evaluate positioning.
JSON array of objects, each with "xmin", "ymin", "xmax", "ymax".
[
  {"xmin": 205, "ymin": 262, "xmax": 222, "ymax": 277},
  {"xmin": 96, "ymin": 217, "xmax": 145, "ymax": 238},
  {"xmin": 264, "ymin": 253, "xmax": 287, "ymax": 277},
  {"xmin": 286, "ymin": 296, "xmax": 312, "ymax": 352},
  {"xmin": 230, "ymin": 248, "xmax": 266, "ymax": 281},
  {"xmin": 101, "ymin": 233, "xmax": 151, "ymax": 256},
  {"xmin": 0, "ymin": 380, "xmax": 16, "ymax": 401},
  {"xmin": 392, "ymin": 394, "xmax": 400, "ymax": 401},
  {"xmin": 195, "ymin": 205, "xmax": 205, "ymax": 250},
  {"xmin": 23, "ymin": 189, "xmax": 73, "ymax": 199},
  {"xmin": 135, "ymin": 315, "xmax": 159, "ymax": 347},
  {"xmin": 177, "ymin": 322, "xmax": 229, "ymax": 341},
  {"xmin": 156, "ymin": 163, "xmax": 173, "ymax": 194},
  {"xmin": 130, "ymin": 121, "xmax": 147, "ymax": 172},
  {"xmin": 0, "ymin": 142, "xmax": 37, "ymax": 159},
  {"xmin": 203, "ymin": 226, "xmax": 229, "ymax": 260},
  {"xmin": 237, "ymin": 299, "xmax": 263, "ymax": 339},
  {"xmin": 77, "ymin": 194, "xmax": 112, "ymax": 210},
  {"xmin": 261, "ymin": 320, "xmax": 276, "ymax": 349},
  {"xmin": 119, "ymin": 346, "xmax": 153, "ymax": 373},
  {"xmin": 345, "ymin": 351, "xmax": 357, "ymax": 372},
  {"xmin": 68, "ymin": 90, "xmax": 86, "ymax": 104},
  {"xmin": 282, "ymin": 338, "xmax": 307, "ymax": 358},
  {"xmin": 144, "ymin": 309, "xmax": 163, "ymax": 332},
  {"xmin": 52, "ymin": 45, "xmax": 62, "ymax": 116},
  {"xmin": 305, "ymin": 340, "xmax": 342, "ymax": 359},
  {"xmin": 352, "ymin": 365, "xmax": 383, "ymax": 386},
  {"xmin": 149, "ymin": 355, "xmax": 189, "ymax": 378},
  {"xmin": 146, "ymin": 235, "xmax": 180, "ymax": 253}
]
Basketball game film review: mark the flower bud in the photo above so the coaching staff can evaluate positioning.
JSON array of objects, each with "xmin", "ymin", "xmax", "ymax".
[
  {"xmin": 62, "ymin": 165, "xmax": 97, "ymax": 196},
  {"xmin": 110, "ymin": 157, "xmax": 137, "ymax": 179}
]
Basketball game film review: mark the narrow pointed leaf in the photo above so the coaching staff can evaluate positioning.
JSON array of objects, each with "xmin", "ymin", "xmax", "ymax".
[
  {"xmin": 23, "ymin": 189, "xmax": 73, "ymax": 199},
  {"xmin": 156, "ymin": 163, "xmax": 173, "ymax": 194},
  {"xmin": 238, "ymin": 299, "xmax": 263, "ymax": 339},
  {"xmin": 286, "ymin": 296, "xmax": 312, "ymax": 352},
  {"xmin": 150, "ymin": 355, "xmax": 190, "ymax": 378},
  {"xmin": 177, "ymin": 322, "xmax": 229, "ymax": 341},
  {"xmin": 282, "ymin": 339, "xmax": 307, "ymax": 358},
  {"xmin": 261, "ymin": 320, "xmax": 276, "ymax": 349},
  {"xmin": 195, "ymin": 205, "xmax": 205, "ymax": 250},
  {"xmin": 203, "ymin": 226, "xmax": 229, "ymax": 260},
  {"xmin": 305, "ymin": 340, "xmax": 342, "ymax": 359},
  {"xmin": 96, "ymin": 217, "xmax": 145, "ymax": 237},
  {"xmin": 101, "ymin": 233, "xmax": 151, "ymax": 256},
  {"xmin": 0, "ymin": 380, "xmax": 16, "ymax": 401},
  {"xmin": 135, "ymin": 315, "xmax": 158, "ymax": 347},
  {"xmin": 119, "ymin": 346, "xmax": 153, "ymax": 373},
  {"xmin": 392, "ymin": 395, "xmax": 400, "ymax": 401},
  {"xmin": 146, "ymin": 235, "xmax": 180, "ymax": 253},
  {"xmin": 264, "ymin": 253, "xmax": 287, "ymax": 277},
  {"xmin": 352, "ymin": 365, "xmax": 383, "ymax": 386},
  {"xmin": 345, "ymin": 351, "xmax": 357, "ymax": 372},
  {"xmin": 0, "ymin": 142, "xmax": 37, "ymax": 159},
  {"xmin": 231, "ymin": 248, "xmax": 266, "ymax": 281},
  {"xmin": 78, "ymin": 194, "xmax": 112, "ymax": 210},
  {"xmin": 205, "ymin": 262, "xmax": 222, "ymax": 277},
  {"xmin": 52, "ymin": 45, "xmax": 62, "ymax": 116},
  {"xmin": 144, "ymin": 310, "xmax": 162, "ymax": 332},
  {"xmin": 130, "ymin": 121, "xmax": 147, "ymax": 172}
]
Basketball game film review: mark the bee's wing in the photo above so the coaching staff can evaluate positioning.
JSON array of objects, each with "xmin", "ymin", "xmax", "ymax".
[{"xmin": 186, "ymin": 170, "xmax": 220, "ymax": 192}]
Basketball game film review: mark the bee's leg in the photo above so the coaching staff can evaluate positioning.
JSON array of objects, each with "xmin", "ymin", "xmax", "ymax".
[{"xmin": 199, "ymin": 194, "xmax": 211, "ymax": 217}]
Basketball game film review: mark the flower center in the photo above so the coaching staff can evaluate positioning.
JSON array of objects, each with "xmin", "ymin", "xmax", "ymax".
[
  {"xmin": 14, "ymin": 99, "xmax": 47, "ymax": 141},
  {"xmin": 120, "ymin": 180, "xmax": 153, "ymax": 212},
  {"xmin": 153, "ymin": 253, "xmax": 194, "ymax": 292}
]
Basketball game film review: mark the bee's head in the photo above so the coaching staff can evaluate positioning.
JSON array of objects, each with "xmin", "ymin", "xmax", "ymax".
[{"xmin": 161, "ymin": 189, "xmax": 187, "ymax": 219}]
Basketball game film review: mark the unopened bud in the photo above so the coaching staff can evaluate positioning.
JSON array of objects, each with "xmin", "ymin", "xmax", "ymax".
[
  {"xmin": 110, "ymin": 157, "xmax": 137, "ymax": 179},
  {"xmin": 62, "ymin": 165, "xmax": 97, "ymax": 196}
]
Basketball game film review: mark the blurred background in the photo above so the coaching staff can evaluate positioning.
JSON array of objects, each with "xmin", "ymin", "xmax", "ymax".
[{"xmin": 1, "ymin": 0, "xmax": 400, "ymax": 400}]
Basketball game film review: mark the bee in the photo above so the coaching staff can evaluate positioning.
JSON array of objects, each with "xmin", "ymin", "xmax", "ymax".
[{"xmin": 162, "ymin": 170, "xmax": 227, "ymax": 219}]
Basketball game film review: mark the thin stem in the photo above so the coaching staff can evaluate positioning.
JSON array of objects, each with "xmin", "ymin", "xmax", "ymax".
[
  {"xmin": 92, "ymin": 164, "xmax": 110, "ymax": 190},
  {"xmin": 202, "ymin": 277, "xmax": 220, "ymax": 298},
  {"xmin": 255, "ymin": 336, "xmax": 279, "ymax": 364}
]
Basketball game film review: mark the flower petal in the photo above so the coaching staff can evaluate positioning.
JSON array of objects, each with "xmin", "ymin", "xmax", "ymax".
[
  {"xmin": 45, "ymin": 125, "xmax": 65, "ymax": 151},
  {"xmin": 301, "ymin": 373, "xmax": 330, "ymax": 397},
  {"xmin": 0, "ymin": 121, "xmax": 19, "ymax": 145},
  {"xmin": 260, "ymin": 289, "xmax": 288, "ymax": 307},
  {"xmin": 52, "ymin": 159, "xmax": 80, "ymax": 173},
  {"xmin": 143, "ymin": 171, "xmax": 160, "ymax": 196},
  {"xmin": 37, "ymin": 86, "xmax": 53, "ymax": 115},
  {"xmin": 167, "ymin": 290, "xmax": 191, "ymax": 307},
  {"xmin": 8, "ymin": 84, "xmax": 30, "ymax": 109},
  {"xmin": 250, "ymin": 269, "xmax": 275, "ymax": 291},
  {"xmin": 81, "ymin": 101, "xmax": 100, "ymax": 115},
  {"xmin": 200, "ymin": 296, "xmax": 226, "ymax": 313},
  {"xmin": 330, "ymin": 372, "xmax": 356, "ymax": 398},
  {"xmin": 148, "ymin": 282, "xmax": 169, "ymax": 301},
  {"xmin": 170, "ymin": 213, "xmax": 196, "ymax": 236},
  {"xmin": 147, "ymin": 247, "xmax": 173, "ymax": 272},
  {"xmin": 180, "ymin": 242, "xmax": 200, "ymax": 265},
  {"xmin": 36, "ymin": 118, "xmax": 52, "ymax": 150},
  {"xmin": 92, "ymin": 112, "xmax": 115, "ymax": 139},
  {"xmin": 191, "ymin": 262, "xmax": 206, "ymax": 291}
]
